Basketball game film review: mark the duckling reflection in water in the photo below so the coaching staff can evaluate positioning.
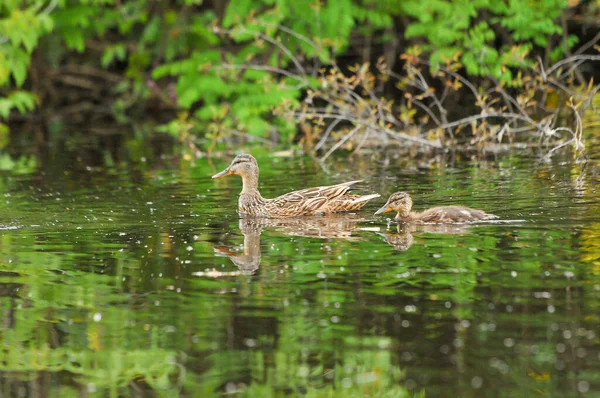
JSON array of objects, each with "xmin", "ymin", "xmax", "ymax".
[
  {"xmin": 380, "ymin": 223, "xmax": 414, "ymax": 251},
  {"xmin": 212, "ymin": 154, "xmax": 380, "ymax": 217},
  {"xmin": 212, "ymin": 215, "xmax": 370, "ymax": 275},
  {"xmin": 380, "ymin": 223, "xmax": 482, "ymax": 251},
  {"xmin": 375, "ymin": 192, "xmax": 497, "ymax": 223}
]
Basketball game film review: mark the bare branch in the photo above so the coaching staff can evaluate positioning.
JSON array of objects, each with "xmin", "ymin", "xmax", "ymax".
[
  {"xmin": 546, "ymin": 55, "xmax": 600, "ymax": 76},
  {"xmin": 215, "ymin": 26, "xmax": 308, "ymax": 80},
  {"xmin": 314, "ymin": 118, "xmax": 341, "ymax": 151},
  {"xmin": 288, "ymin": 111, "xmax": 442, "ymax": 148},
  {"xmin": 573, "ymin": 31, "xmax": 600, "ymax": 56},
  {"xmin": 217, "ymin": 63, "xmax": 308, "ymax": 85},
  {"xmin": 320, "ymin": 125, "xmax": 361, "ymax": 162}
]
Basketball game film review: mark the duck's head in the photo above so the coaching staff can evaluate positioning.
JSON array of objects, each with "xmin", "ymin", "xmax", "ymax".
[
  {"xmin": 374, "ymin": 191, "xmax": 413, "ymax": 218},
  {"xmin": 212, "ymin": 154, "xmax": 259, "ymax": 179}
]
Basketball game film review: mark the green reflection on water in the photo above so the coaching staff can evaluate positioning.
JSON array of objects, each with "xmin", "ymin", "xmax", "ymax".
[{"xmin": 0, "ymin": 152, "xmax": 599, "ymax": 397}]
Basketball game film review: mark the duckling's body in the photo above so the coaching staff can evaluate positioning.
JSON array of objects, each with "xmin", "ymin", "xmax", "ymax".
[
  {"xmin": 401, "ymin": 205, "xmax": 496, "ymax": 223},
  {"xmin": 375, "ymin": 192, "xmax": 497, "ymax": 223},
  {"xmin": 212, "ymin": 154, "xmax": 380, "ymax": 218}
]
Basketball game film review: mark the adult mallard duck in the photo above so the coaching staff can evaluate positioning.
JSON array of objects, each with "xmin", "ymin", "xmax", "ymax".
[
  {"xmin": 375, "ymin": 191, "xmax": 498, "ymax": 223},
  {"xmin": 212, "ymin": 154, "xmax": 380, "ymax": 218}
]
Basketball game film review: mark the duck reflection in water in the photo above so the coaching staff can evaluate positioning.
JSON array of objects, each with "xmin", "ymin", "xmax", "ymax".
[
  {"xmin": 212, "ymin": 215, "xmax": 368, "ymax": 275},
  {"xmin": 380, "ymin": 223, "xmax": 479, "ymax": 251},
  {"xmin": 212, "ymin": 219, "xmax": 264, "ymax": 275}
]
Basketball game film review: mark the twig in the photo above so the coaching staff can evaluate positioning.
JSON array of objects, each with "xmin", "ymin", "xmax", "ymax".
[
  {"xmin": 580, "ymin": 83, "xmax": 600, "ymax": 115},
  {"xmin": 560, "ymin": 59, "xmax": 587, "ymax": 81},
  {"xmin": 230, "ymin": 130, "xmax": 275, "ymax": 146},
  {"xmin": 216, "ymin": 26, "xmax": 308, "ymax": 81},
  {"xmin": 60, "ymin": 64, "xmax": 122, "ymax": 83},
  {"xmin": 542, "ymin": 101, "xmax": 586, "ymax": 160},
  {"xmin": 422, "ymin": 62, "xmax": 481, "ymax": 102},
  {"xmin": 412, "ymin": 66, "xmax": 451, "ymax": 134},
  {"xmin": 537, "ymin": 56, "xmax": 547, "ymax": 82},
  {"xmin": 320, "ymin": 125, "xmax": 360, "ymax": 161},
  {"xmin": 263, "ymin": 23, "xmax": 319, "ymax": 50},
  {"xmin": 546, "ymin": 77, "xmax": 580, "ymax": 98},
  {"xmin": 289, "ymin": 110, "xmax": 441, "ymax": 148},
  {"xmin": 40, "ymin": 0, "xmax": 59, "ymax": 15},
  {"xmin": 314, "ymin": 118, "xmax": 341, "ymax": 151},
  {"xmin": 381, "ymin": 126, "xmax": 442, "ymax": 148},
  {"xmin": 573, "ymin": 31, "xmax": 600, "ymax": 56},
  {"xmin": 438, "ymin": 112, "xmax": 536, "ymax": 129},
  {"xmin": 493, "ymin": 82, "xmax": 536, "ymax": 122},
  {"xmin": 217, "ymin": 63, "xmax": 308, "ymax": 85},
  {"xmin": 351, "ymin": 128, "xmax": 372, "ymax": 155},
  {"xmin": 569, "ymin": 101, "xmax": 585, "ymax": 153},
  {"xmin": 560, "ymin": 14, "xmax": 586, "ymax": 85},
  {"xmin": 544, "ymin": 135, "xmax": 575, "ymax": 159},
  {"xmin": 411, "ymin": 99, "xmax": 443, "ymax": 128},
  {"xmin": 546, "ymin": 55, "xmax": 600, "ymax": 76}
]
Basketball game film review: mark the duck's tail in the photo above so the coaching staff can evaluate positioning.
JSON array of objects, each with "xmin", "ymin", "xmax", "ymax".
[{"xmin": 353, "ymin": 193, "xmax": 381, "ymax": 203}]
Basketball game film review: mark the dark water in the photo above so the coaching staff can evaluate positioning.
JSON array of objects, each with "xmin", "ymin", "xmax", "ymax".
[{"xmin": 0, "ymin": 149, "xmax": 599, "ymax": 397}]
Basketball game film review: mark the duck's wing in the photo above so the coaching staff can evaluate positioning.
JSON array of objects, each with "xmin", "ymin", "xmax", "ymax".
[{"xmin": 268, "ymin": 180, "xmax": 363, "ymax": 216}]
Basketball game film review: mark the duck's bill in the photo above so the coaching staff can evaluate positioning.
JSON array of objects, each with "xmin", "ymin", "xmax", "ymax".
[
  {"xmin": 374, "ymin": 204, "xmax": 391, "ymax": 215},
  {"xmin": 212, "ymin": 168, "xmax": 232, "ymax": 179}
]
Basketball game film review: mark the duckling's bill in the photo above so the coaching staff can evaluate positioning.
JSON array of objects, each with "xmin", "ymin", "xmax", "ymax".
[{"xmin": 374, "ymin": 204, "xmax": 392, "ymax": 215}]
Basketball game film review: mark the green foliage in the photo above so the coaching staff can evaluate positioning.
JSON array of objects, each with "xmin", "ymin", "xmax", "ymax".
[
  {"xmin": 401, "ymin": 0, "xmax": 568, "ymax": 82},
  {"xmin": 0, "ymin": 5, "xmax": 53, "ymax": 86},
  {"xmin": 152, "ymin": 0, "xmax": 398, "ymax": 150},
  {"xmin": 52, "ymin": 5, "xmax": 98, "ymax": 52},
  {"xmin": 0, "ymin": 0, "xmax": 588, "ymax": 151},
  {"xmin": 101, "ymin": 43, "xmax": 126, "ymax": 68},
  {"xmin": 0, "ymin": 89, "xmax": 36, "ymax": 119},
  {"xmin": 0, "ymin": 153, "xmax": 36, "ymax": 172},
  {"xmin": 0, "ymin": 1, "xmax": 53, "ymax": 134}
]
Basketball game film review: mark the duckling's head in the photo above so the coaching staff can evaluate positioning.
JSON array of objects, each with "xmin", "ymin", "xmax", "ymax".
[
  {"xmin": 374, "ymin": 192, "xmax": 413, "ymax": 218},
  {"xmin": 212, "ymin": 154, "xmax": 259, "ymax": 179}
]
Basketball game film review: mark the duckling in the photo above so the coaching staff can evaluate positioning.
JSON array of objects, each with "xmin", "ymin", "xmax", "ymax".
[{"xmin": 375, "ymin": 192, "xmax": 497, "ymax": 223}]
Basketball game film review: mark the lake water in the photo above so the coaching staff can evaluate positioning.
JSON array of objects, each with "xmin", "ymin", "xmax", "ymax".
[{"xmin": 0, "ymin": 148, "xmax": 599, "ymax": 397}]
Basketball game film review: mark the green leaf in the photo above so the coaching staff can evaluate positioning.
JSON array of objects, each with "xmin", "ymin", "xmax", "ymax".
[
  {"xmin": 0, "ymin": 99, "xmax": 12, "ymax": 119},
  {"xmin": 0, "ymin": 91, "xmax": 37, "ymax": 119},
  {"xmin": 223, "ymin": 0, "xmax": 253, "ymax": 27},
  {"xmin": 0, "ymin": 122, "xmax": 8, "ymax": 148},
  {"xmin": 101, "ymin": 44, "xmax": 126, "ymax": 68}
]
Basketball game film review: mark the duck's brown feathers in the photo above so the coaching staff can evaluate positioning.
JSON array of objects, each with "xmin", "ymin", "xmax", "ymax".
[
  {"xmin": 213, "ymin": 155, "xmax": 380, "ymax": 218},
  {"xmin": 257, "ymin": 181, "xmax": 379, "ymax": 217}
]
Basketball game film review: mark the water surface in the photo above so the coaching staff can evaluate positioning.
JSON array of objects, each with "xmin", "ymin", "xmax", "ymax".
[{"xmin": 0, "ymin": 150, "xmax": 599, "ymax": 397}]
